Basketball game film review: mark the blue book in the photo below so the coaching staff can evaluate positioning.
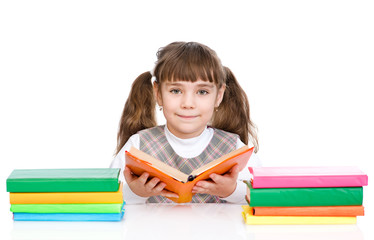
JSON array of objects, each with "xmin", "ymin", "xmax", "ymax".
[{"xmin": 13, "ymin": 211, "xmax": 125, "ymax": 221}]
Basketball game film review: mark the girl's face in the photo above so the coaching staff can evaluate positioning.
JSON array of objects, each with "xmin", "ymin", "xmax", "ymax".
[{"xmin": 154, "ymin": 79, "xmax": 225, "ymax": 139}]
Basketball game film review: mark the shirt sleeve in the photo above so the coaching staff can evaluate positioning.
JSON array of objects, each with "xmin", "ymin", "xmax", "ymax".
[
  {"xmin": 220, "ymin": 138, "xmax": 261, "ymax": 204},
  {"xmin": 109, "ymin": 134, "xmax": 149, "ymax": 204}
]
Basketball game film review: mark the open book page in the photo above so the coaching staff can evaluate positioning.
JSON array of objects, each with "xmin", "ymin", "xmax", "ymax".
[
  {"xmin": 128, "ymin": 147, "xmax": 190, "ymax": 182},
  {"xmin": 190, "ymin": 145, "xmax": 251, "ymax": 177}
]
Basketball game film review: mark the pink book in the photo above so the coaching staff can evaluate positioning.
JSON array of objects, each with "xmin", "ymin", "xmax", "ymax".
[{"xmin": 249, "ymin": 166, "xmax": 368, "ymax": 188}]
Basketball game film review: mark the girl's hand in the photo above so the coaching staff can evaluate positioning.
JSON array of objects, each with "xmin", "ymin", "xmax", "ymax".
[
  {"xmin": 191, "ymin": 165, "xmax": 240, "ymax": 198},
  {"xmin": 124, "ymin": 167, "xmax": 179, "ymax": 199}
]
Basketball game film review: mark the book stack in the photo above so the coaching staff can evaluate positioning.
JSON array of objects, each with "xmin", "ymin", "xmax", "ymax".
[
  {"xmin": 6, "ymin": 168, "xmax": 125, "ymax": 221},
  {"xmin": 242, "ymin": 166, "xmax": 368, "ymax": 225}
]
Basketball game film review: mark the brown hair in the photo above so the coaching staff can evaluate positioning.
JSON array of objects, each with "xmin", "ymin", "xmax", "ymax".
[{"xmin": 116, "ymin": 42, "xmax": 258, "ymax": 154}]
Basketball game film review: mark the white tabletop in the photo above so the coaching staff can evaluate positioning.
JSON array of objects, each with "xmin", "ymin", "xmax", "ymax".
[{"xmin": 7, "ymin": 203, "xmax": 373, "ymax": 240}]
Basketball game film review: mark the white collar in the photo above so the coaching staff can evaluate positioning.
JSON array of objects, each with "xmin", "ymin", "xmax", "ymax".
[{"xmin": 164, "ymin": 125, "xmax": 214, "ymax": 158}]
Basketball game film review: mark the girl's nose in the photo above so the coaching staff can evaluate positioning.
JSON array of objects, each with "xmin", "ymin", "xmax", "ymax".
[{"xmin": 180, "ymin": 92, "xmax": 195, "ymax": 109}]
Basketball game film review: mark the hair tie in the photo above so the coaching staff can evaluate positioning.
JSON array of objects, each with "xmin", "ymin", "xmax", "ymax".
[
  {"xmin": 150, "ymin": 68, "xmax": 157, "ymax": 82},
  {"xmin": 150, "ymin": 65, "xmax": 155, "ymax": 76}
]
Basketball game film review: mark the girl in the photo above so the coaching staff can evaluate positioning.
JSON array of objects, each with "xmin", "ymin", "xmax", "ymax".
[{"xmin": 110, "ymin": 41, "xmax": 261, "ymax": 204}]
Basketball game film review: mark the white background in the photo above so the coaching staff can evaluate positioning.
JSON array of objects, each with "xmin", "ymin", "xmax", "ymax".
[{"xmin": 0, "ymin": 1, "xmax": 373, "ymax": 239}]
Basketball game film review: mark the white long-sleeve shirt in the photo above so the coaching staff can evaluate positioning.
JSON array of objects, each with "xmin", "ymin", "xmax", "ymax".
[{"xmin": 110, "ymin": 126, "xmax": 261, "ymax": 204}]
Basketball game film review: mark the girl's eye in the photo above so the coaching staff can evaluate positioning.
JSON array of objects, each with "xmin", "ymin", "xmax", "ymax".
[
  {"xmin": 170, "ymin": 89, "xmax": 181, "ymax": 94},
  {"xmin": 197, "ymin": 90, "xmax": 209, "ymax": 95}
]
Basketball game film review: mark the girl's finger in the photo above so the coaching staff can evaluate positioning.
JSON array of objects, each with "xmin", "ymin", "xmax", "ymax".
[
  {"xmin": 145, "ymin": 177, "xmax": 161, "ymax": 191},
  {"xmin": 137, "ymin": 172, "xmax": 150, "ymax": 185}
]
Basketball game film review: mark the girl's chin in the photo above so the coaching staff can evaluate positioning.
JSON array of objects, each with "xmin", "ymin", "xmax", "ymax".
[{"xmin": 168, "ymin": 125, "xmax": 206, "ymax": 139}]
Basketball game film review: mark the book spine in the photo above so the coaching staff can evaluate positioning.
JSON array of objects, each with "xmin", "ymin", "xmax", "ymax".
[
  {"xmin": 242, "ymin": 205, "xmax": 357, "ymax": 225},
  {"xmin": 249, "ymin": 187, "xmax": 363, "ymax": 207},
  {"xmin": 9, "ymin": 192, "xmax": 123, "ymax": 204},
  {"xmin": 252, "ymin": 206, "xmax": 365, "ymax": 216},
  {"xmin": 10, "ymin": 203, "xmax": 124, "ymax": 213},
  {"xmin": 242, "ymin": 212, "xmax": 357, "ymax": 225},
  {"xmin": 6, "ymin": 179, "xmax": 120, "ymax": 193},
  {"xmin": 13, "ymin": 212, "xmax": 124, "ymax": 221}
]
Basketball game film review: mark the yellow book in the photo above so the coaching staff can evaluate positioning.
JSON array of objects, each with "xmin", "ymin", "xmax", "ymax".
[
  {"xmin": 9, "ymin": 184, "xmax": 123, "ymax": 204},
  {"xmin": 242, "ymin": 206, "xmax": 357, "ymax": 225}
]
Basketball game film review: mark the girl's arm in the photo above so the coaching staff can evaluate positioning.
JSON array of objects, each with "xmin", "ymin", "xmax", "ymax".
[
  {"xmin": 110, "ymin": 134, "xmax": 178, "ymax": 204},
  {"xmin": 221, "ymin": 138, "xmax": 261, "ymax": 203},
  {"xmin": 192, "ymin": 138, "xmax": 261, "ymax": 204},
  {"xmin": 220, "ymin": 151, "xmax": 261, "ymax": 203},
  {"xmin": 110, "ymin": 134, "xmax": 148, "ymax": 204}
]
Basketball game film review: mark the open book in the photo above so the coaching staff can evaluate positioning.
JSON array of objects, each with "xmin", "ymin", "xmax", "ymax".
[{"xmin": 125, "ymin": 145, "xmax": 254, "ymax": 203}]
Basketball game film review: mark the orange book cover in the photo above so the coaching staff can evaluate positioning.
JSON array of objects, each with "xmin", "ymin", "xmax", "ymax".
[
  {"xmin": 252, "ymin": 206, "xmax": 365, "ymax": 216},
  {"xmin": 125, "ymin": 145, "xmax": 254, "ymax": 203}
]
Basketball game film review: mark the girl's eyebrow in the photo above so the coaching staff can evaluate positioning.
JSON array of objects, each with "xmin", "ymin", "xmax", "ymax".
[
  {"xmin": 196, "ymin": 83, "xmax": 214, "ymax": 88},
  {"xmin": 165, "ymin": 82, "xmax": 215, "ymax": 88},
  {"xmin": 165, "ymin": 82, "xmax": 183, "ymax": 87}
]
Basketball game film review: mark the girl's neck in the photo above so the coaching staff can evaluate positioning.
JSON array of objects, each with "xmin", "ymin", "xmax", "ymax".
[
  {"xmin": 164, "ymin": 125, "xmax": 213, "ymax": 158},
  {"xmin": 165, "ymin": 125, "xmax": 208, "ymax": 142}
]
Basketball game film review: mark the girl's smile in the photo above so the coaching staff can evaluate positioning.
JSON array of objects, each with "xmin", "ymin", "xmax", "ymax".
[{"xmin": 177, "ymin": 114, "xmax": 199, "ymax": 119}]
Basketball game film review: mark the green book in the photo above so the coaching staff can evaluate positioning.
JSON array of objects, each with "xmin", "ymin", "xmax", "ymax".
[
  {"xmin": 10, "ymin": 203, "xmax": 124, "ymax": 213},
  {"xmin": 6, "ymin": 168, "xmax": 120, "ymax": 193},
  {"xmin": 245, "ymin": 181, "xmax": 363, "ymax": 207}
]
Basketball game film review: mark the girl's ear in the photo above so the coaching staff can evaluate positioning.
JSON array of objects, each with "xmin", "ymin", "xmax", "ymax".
[
  {"xmin": 153, "ymin": 82, "xmax": 163, "ymax": 106},
  {"xmin": 215, "ymin": 84, "xmax": 226, "ymax": 107}
]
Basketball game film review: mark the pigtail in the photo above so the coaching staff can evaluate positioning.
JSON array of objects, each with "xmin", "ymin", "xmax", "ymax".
[
  {"xmin": 211, "ymin": 67, "xmax": 259, "ymax": 152},
  {"xmin": 115, "ymin": 71, "xmax": 156, "ymax": 155}
]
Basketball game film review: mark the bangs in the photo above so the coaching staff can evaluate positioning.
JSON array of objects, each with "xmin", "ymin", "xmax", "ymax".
[{"xmin": 156, "ymin": 42, "xmax": 224, "ymax": 86}]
